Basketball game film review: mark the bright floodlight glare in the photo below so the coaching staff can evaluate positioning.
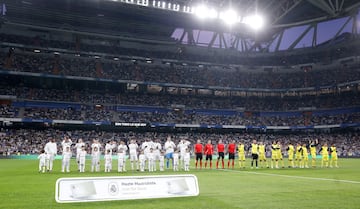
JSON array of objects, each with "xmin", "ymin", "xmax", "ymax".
[
  {"xmin": 219, "ymin": 9, "xmax": 238, "ymax": 25},
  {"xmin": 195, "ymin": 5, "xmax": 218, "ymax": 19},
  {"xmin": 195, "ymin": 5, "xmax": 208, "ymax": 18},
  {"xmin": 244, "ymin": 14, "xmax": 264, "ymax": 30}
]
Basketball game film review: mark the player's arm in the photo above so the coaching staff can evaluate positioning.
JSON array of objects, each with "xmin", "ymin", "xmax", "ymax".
[{"xmin": 318, "ymin": 147, "xmax": 323, "ymax": 154}]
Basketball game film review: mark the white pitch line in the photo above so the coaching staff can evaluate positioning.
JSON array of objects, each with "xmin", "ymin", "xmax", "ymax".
[{"xmin": 220, "ymin": 169, "xmax": 360, "ymax": 184}]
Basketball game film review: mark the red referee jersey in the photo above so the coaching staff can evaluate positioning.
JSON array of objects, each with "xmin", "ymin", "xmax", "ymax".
[
  {"xmin": 194, "ymin": 143, "xmax": 203, "ymax": 153},
  {"xmin": 204, "ymin": 144, "xmax": 214, "ymax": 155},
  {"xmin": 217, "ymin": 143, "xmax": 225, "ymax": 152},
  {"xmin": 228, "ymin": 143, "xmax": 236, "ymax": 153}
]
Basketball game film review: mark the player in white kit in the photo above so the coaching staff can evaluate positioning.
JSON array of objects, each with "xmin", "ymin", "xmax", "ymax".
[
  {"xmin": 117, "ymin": 148, "xmax": 126, "ymax": 172},
  {"xmin": 164, "ymin": 136, "xmax": 176, "ymax": 169},
  {"xmin": 105, "ymin": 140, "xmax": 116, "ymax": 155},
  {"xmin": 128, "ymin": 139, "xmax": 139, "ymax": 171},
  {"xmin": 147, "ymin": 148, "xmax": 155, "ymax": 172},
  {"xmin": 61, "ymin": 136, "xmax": 72, "ymax": 153},
  {"xmin": 117, "ymin": 141, "xmax": 128, "ymax": 171},
  {"xmin": 79, "ymin": 146, "xmax": 87, "ymax": 172},
  {"xmin": 153, "ymin": 139, "xmax": 162, "ymax": 171},
  {"xmin": 44, "ymin": 138, "xmax": 57, "ymax": 172},
  {"xmin": 62, "ymin": 146, "xmax": 72, "ymax": 172},
  {"xmin": 183, "ymin": 148, "xmax": 191, "ymax": 171},
  {"xmin": 74, "ymin": 138, "xmax": 85, "ymax": 171},
  {"xmin": 38, "ymin": 150, "xmax": 47, "ymax": 173},
  {"xmin": 104, "ymin": 150, "xmax": 113, "ymax": 172},
  {"xmin": 91, "ymin": 146, "xmax": 101, "ymax": 172},
  {"xmin": 139, "ymin": 150, "xmax": 146, "ymax": 172},
  {"xmin": 159, "ymin": 151, "xmax": 165, "ymax": 171},
  {"xmin": 177, "ymin": 139, "xmax": 191, "ymax": 170},
  {"xmin": 173, "ymin": 150, "xmax": 180, "ymax": 171}
]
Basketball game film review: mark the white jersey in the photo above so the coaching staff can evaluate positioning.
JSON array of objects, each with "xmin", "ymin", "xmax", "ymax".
[
  {"xmin": 44, "ymin": 142, "xmax": 58, "ymax": 155},
  {"xmin": 61, "ymin": 140, "xmax": 72, "ymax": 151},
  {"xmin": 105, "ymin": 143, "xmax": 116, "ymax": 154},
  {"xmin": 38, "ymin": 153, "xmax": 47, "ymax": 165},
  {"xmin": 117, "ymin": 144, "xmax": 128, "ymax": 154},
  {"xmin": 142, "ymin": 141, "xmax": 154, "ymax": 152},
  {"xmin": 164, "ymin": 141, "xmax": 176, "ymax": 154},
  {"xmin": 128, "ymin": 143, "xmax": 138, "ymax": 156},
  {"xmin": 91, "ymin": 143, "xmax": 101, "ymax": 153},
  {"xmin": 75, "ymin": 142, "xmax": 85, "ymax": 154},
  {"xmin": 178, "ymin": 141, "xmax": 191, "ymax": 155}
]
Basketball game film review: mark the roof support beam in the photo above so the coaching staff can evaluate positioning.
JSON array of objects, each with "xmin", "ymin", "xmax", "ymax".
[{"xmin": 306, "ymin": 0, "xmax": 336, "ymax": 16}]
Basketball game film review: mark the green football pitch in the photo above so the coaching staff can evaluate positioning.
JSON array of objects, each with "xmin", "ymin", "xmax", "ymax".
[{"xmin": 1, "ymin": 158, "xmax": 360, "ymax": 209}]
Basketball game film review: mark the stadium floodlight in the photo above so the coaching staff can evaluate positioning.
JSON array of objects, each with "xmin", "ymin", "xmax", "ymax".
[
  {"xmin": 243, "ymin": 14, "xmax": 264, "ymax": 30},
  {"xmin": 195, "ymin": 5, "xmax": 218, "ymax": 19},
  {"xmin": 219, "ymin": 9, "xmax": 238, "ymax": 26}
]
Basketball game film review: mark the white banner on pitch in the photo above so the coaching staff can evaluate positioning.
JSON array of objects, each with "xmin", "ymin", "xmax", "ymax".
[{"xmin": 55, "ymin": 175, "xmax": 199, "ymax": 203}]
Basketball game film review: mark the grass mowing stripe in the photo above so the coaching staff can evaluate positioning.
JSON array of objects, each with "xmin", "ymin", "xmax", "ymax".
[{"xmin": 220, "ymin": 168, "xmax": 360, "ymax": 184}]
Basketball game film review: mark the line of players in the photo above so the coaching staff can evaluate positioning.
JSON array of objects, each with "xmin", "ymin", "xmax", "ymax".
[
  {"xmin": 37, "ymin": 136, "xmax": 339, "ymax": 173},
  {"xmin": 193, "ymin": 139, "xmax": 339, "ymax": 169},
  {"xmin": 38, "ymin": 136, "xmax": 192, "ymax": 173}
]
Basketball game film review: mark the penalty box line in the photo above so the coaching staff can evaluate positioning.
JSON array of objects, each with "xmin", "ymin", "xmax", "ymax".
[{"xmin": 219, "ymin": 168, "xmax": 360, "ymax": 184}]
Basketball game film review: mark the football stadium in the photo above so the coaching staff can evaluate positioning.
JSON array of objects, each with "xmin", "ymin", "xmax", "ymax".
[{"xmin": 0, "ymin": 0, "xmax": 360, "ymax": 208}]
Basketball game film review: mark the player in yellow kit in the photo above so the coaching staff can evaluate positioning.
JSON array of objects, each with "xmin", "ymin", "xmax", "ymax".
[
  {"xmin": 295, "ymin": 143, "xmax": 303, "ymax": 168},
  {"xmin": 277, "ymin": 141, "xmax": 285, "ymax": 168},
  {"xmin": 329, "ymin": 144, "xmax": 338, "ymax": 168},
  {"xmin": 271, "ymin": 141, "xmax": 279, "ymax": 169},
  {"xmin": 237, "ymin": 141, "xmax": 246, "ymax": 169},
  {"xmin": 309, "ymin": 139, "xmax": 318, "ymax": 168},
  {"xmin": 258, "ymin": 141, "xmax": 269, "ymax": 168},
  {"xmin": 249, "ymin": 139, "xmax": 259, "ymax": 169},
  {"xmin": 319, "ymin": 143, "xmax": 329, "ymax": 168},
  {"xmin": 286, "ymin": 143, "xmax": 295, "ymax": 168},
  {"xmin": 301, "ymin": 143, "xmax": 309, "ymax": 168}
]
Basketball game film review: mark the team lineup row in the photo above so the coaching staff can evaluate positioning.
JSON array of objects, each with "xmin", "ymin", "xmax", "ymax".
[{"xmin": 37, "ymin": 136, "xmax": 339, "ymax": 173}]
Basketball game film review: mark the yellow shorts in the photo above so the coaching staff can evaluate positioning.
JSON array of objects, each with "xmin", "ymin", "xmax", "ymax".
[
  {"xmin": 238, "ymin": 153, "xmax": 245, "ymax": 161},
  {"xmin": 322, "ymin": 155, "xmax": 329, "ymax": 161}
]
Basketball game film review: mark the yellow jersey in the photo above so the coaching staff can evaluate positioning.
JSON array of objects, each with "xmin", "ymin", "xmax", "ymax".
[
  {"xmin": 330, "ymin": 146, "xmax": 337, "ymax": 156},
  {"xmin": 251, "ymin": 143, "xmax": 259, "ymax": 154},
  {"xmin": 320, "ymin": 146, "xmax": 329, "ymax": 156},
  {"xmin": 259, "ymin": 145, "xmax": 266, "ymax": 155},
  {"xmin": 238, "ymin": 144, "xmax": 245, "ymax": 154},
  {"xmin": 287, "ymin": 145, "xmax": 294, "ymax": 156}
]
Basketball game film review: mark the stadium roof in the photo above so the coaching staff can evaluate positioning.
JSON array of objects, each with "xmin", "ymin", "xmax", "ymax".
[{"xmin": 1, "ymin": 0, "xmax": 360, "ymax": 51}]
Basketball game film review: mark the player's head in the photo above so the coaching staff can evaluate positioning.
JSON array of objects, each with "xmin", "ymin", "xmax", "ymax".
[
  {"xmin": 167, "ymin": 136, "xmax": 171, "ymax": 141},
  {"xmin": 197, "ymin": 139, "xmax": 201, "ymax": 144},
  {"xmin": 78, "ymin": 138, "xmax": 83, "ymax": 143},
  {"xmin": 259, "ymin": 141, "xmax": 263, "ymax": 145},
  {"xmin": 252, "ymin": 139, "xmax": 257, "ymax": 144},
  {"xmin": 207, "ymin": 140, "xmax": 211, "ymax": 144},
  {"xmin": 218, "ymin": 139, "xmax": 222, "ymax": 144},
  {"xmin": 66, "ymin": 146, "xmax": 70, "ymax": 151},
  {"xmin": 106, "ymin": 150, "xmax": 111, "ymax": 154}
]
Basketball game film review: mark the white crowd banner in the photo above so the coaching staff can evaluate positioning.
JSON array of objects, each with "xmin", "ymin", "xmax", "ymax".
[{"xmin": 55, "ymin": 175, "xmax": 199, "ymax": 203}]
